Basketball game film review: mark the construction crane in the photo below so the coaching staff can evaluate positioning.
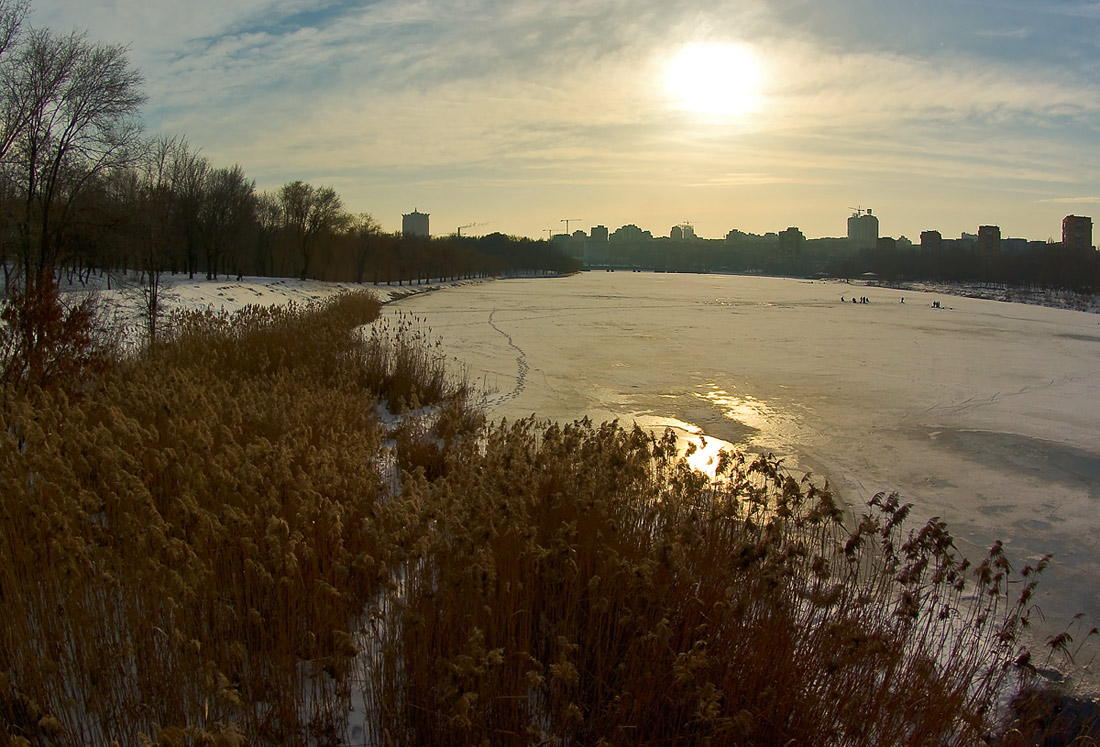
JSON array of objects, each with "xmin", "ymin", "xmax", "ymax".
[
  {"xmin": 457, "ymin": 221, "xmax": 487, "ymax": 238},
  {"xmin": 848, "ymin": 206, "xmax": 871, "ymax": 217},
  {"xmin": 561, "ymin": 218, "xmax": 582, "ymax": 234},
  {"xmin": 543, "ymin": 229, "xmax": 555, "ymax": 240}
]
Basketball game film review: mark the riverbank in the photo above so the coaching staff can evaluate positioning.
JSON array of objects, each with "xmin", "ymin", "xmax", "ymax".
[
  {"xmin": 51, "ymin": 272, "xmax": 490, "ymax": 349},
  {"xmin": 886, "ymin": 280, "xmax": 1100, "ymax": 314},
  {"xmin": 386, "ymin": 271, "xmax": 1100, "ymax": 697},
  {"xmin": 15, "ymin": 272, "xmax": 1095, "ymax": 742}
]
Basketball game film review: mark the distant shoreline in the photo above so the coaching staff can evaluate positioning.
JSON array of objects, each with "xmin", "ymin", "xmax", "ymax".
[{"xmin": 866, "ymin": 279, "xmax": 1100, "ymax": 314}]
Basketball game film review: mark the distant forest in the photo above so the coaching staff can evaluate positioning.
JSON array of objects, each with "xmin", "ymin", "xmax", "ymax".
[
  {"xmin": 0, "ymin": 0, "xmax": 1091, "ymax": 300},
  {"xmin": 2, "ymin": 127, "xmax": 582, "ymax": 291},
  {"xmin": 0, "ymin": 0, "xmax": 578, "ymax": 296}
]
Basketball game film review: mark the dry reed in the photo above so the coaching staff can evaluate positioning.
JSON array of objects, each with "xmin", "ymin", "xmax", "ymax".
[
  {"xmin": 0, "ymin": 290, "xmax": 472, "ymax": 743},
  {"xmin": 0, "ymin": 287, "xmax": 1089, "ymax": 745}
]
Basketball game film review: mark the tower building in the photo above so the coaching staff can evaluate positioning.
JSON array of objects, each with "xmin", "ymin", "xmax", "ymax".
[
  {"xmin": 977, "ymin": 225, "xmax": 1001, "ymax": 260},
  {"xmin": 1063, "ymin": 215, "xmax": 1093, "ymax": 251},
  {"xmin": 402, "ymin": 209, "xmax": 429, "ymax": 238},
  {"xmin": 920, "ymin": 230, "xmax": 943, "ymax": 253},
  {"xmin": 847, "ymin": 208, "xmax": 878, "ymax": 251}
]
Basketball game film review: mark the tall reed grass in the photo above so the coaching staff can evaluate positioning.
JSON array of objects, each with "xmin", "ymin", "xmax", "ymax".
[
  {"xmin": 0, "ymin": 291, "xmax": 474, "ymax": 743},
  {"xmin": 0, "ymin": 287, "xmax": 1090, "ymax": 745},
  {"xmin": 365, "ymin": 420, "xmax": 1070, "ymax": 745}
]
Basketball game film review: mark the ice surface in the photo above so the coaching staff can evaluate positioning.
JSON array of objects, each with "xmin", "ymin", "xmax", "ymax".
[
  {"xmin": 78, "ymin": 270, "xmax": 1100, "ymax": 687},
  {"xmin": 388, "ymin": 271, "xmax": 1100, "ymax": 681}
]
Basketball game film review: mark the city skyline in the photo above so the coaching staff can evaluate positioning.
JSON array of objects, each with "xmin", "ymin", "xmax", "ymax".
[
  {"xmin": 32, "ymin": 0, "xmax": 1100, "ymax": 241},
  {"xmin": 410, "ymin": 208, "xmax": 1093, "ymax": 249}
]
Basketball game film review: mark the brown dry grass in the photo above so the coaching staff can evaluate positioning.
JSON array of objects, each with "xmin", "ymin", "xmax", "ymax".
[
  {"xmin": 0, "ymin": 287, "xmax": 1083, "ymax": 745},
  {"xmin": 367, "ymin": 422, "xmax": 1056, "ymax": 746},
  {"xmin": 0, "ymin": 290, "xmax": 474, "ymax": 743}
]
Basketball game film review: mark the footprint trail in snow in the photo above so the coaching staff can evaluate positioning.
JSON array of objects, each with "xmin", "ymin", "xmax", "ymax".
[{"xmin": 485, "ymin": 309, "xmax": 528, "ymax": 408}]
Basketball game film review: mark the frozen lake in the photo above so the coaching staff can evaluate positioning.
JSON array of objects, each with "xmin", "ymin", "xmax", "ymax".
[{"xmin": 387, "ymin": 271, "xmax": 1100, "ymax": 676}]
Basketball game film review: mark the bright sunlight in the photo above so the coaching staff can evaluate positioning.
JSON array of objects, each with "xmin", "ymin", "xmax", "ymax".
[{"xmin": 663, "ymin": 42, "xmax": 763, "ymax": 118}]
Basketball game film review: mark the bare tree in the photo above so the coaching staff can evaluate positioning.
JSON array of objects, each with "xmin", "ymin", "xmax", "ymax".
[
  {"xmin": 173, "ymin": 148, "xmax": 208, "ymax": 279},
  {"xmin": 348, "ymin": 212, "xmax": 380, "ymax": 283},
  {"xmin": 129, "ymin": 135, "xmax": 191, "ymax": 343},
  {"xmin": 279, "ymin": 180, "xmax": 346, "ymax": 281},
  {"xmin": 0, "ymin": 0, "xmax": 29, "ymax": 157},
  {"xmin": 11, "ymin": 27, "xmax": 145, "ymax": 287},
  {"xmin": 252, "ymin": 189, "xmax": 281, "ymax": 277},
  {"xmin": 0, "ymin": 0, "xmax": 29, "ymax": 289},
  {"xmin": 197, "ymin": 164, "xmax": 254, "ymax": 280}
]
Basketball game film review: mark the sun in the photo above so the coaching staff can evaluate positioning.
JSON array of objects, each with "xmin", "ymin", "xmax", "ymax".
[{"xmin": 663, "ymin": 42, "xmax": 763, "ymax": 118}]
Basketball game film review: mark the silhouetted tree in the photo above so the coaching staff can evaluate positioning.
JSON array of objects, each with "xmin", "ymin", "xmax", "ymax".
[
  {"xmin": 251, "ymin": 190, "xmax": 281, "ymax": 278},
  {"xmin": 347, "ymin": 212, "xmax": 380, "ymax": 283},
  {"xmin": 197, "ymin": 164, "xmax": 254, "ymax": 280},
  {"xmin": 173, "ymin": 148, "xmax": 208, "ymax": 278},
  {"xmin": 279, "ymin": 180, "xmax": 346, "ymax": 280},
  {"xmin": 128, "ymin": 135, "xmax": 194, "ymax": 342},
  {"xmin": 10, "ymin": 27, "xmax": 145, "ymax": 288}
]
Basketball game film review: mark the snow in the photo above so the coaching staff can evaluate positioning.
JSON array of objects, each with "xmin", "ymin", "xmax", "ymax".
[
  {"xmin": 386, "ymin": 272, "xmax": 1100, "ymax": 690},
  {"xmin": 69, "ymin": 270, "xmax": 1100, "ymax": 698},
  {"xmin": 54, "ymin": 271, "xmax": 468, "ymax": 349}
]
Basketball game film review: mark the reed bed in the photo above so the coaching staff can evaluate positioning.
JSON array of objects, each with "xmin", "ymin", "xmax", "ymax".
[
  {"xmin": 366, "ymin": 421, "xmax": 1065, "ymax": 746},
  {"xmin": 0, "ymin": 291, "xmax": 473, "ymax": 744},
  {"xmin": 0, "ymin": 287, "xmax": 1090, "ymax": 745}
]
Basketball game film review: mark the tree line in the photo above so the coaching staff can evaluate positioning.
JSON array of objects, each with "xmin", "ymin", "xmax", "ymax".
[
  {"xmin": 0, "ymin": 0, "xmax": 579, "ymax": 299},
  {"xmin": 832, "ymin": 241, "xmax": 1100, "ymax": 292},
  {"xmin": 588, "ymin": 232, "xmax": 1099, "ymax": 293}
]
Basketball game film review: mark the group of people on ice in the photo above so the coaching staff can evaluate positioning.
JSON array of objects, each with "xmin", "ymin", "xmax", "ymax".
[{"xmin": 841, "ymin": 294, "xmax": 943, "ymax": 308}]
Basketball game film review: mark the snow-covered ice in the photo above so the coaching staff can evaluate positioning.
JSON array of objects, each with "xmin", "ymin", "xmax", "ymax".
[
  {"xmin": 387, "ymin": 271, "xmax": 1100, "ymax": 684},
  {"xmin": 76, "ymin": 270, "xmax": 1100, "ymax": 689}
]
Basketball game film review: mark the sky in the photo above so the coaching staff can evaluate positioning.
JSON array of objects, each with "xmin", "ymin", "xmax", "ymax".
[{"xmin": 29, "ymin": 0, "xmax": 1100, "ymax": 242}]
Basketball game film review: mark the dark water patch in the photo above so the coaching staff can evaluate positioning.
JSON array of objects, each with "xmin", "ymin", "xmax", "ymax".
[
  {"xmin": 1016, "ymin": 518, "xmax": 1055, "ymax": 533},
  {"xmin": 928, "ymin": 429, "xmax": 1100, "ymax": 499},
  {"xmin": 978, "ymin": 503, "xmax": 1018, "ymax": 516},
  {"xmin": 1056, "ymin": 333, "xmax": 1100, "ymax": 343},
  {"xmin": 659, "ymin": 392, "xmax": 758, "ymax": 449}
]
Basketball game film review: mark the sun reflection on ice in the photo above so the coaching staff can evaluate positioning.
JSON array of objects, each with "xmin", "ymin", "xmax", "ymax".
[
  {"xmin": 631, "ymin": 415, "xmax": 735, "ymax": 477},
  {"xmin": 694, "ymin": 384, "xmax": 775, "ymax": 432}
]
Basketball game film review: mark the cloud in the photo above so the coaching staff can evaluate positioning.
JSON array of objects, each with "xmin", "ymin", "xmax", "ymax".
[
  {"xmin": 975, "ymin": 27, "xmax": 1031, "ymax": 39},
  {"xmin": 1048, "ymin": 1, "xmax": 1100, "ymax": 18},
  {"xmin": 26, "ymin": 0, "xmax": 1100, "ymax": 238},
  {"xmin": 1037, "ymin": 196, "xmax": 1100, "ymax": 204}
]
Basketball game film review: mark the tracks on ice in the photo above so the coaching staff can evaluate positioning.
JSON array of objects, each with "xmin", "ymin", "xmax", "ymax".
[{"xmin": 485, "ymin": 309, "xmax": 529, "ymax": 408}]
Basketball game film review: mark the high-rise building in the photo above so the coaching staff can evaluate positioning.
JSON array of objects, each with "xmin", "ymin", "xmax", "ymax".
[
  {"xmin": 610, "ymin": 224, "xmax": 653, "ymax": 243},
  {"xmin": 920, "ymin": 230, "xmax": 942, "ymax": 253},
  {"xmin": 778, "ymin": 227, "xmax": 805, "ymax": 251},
  {"xmin": 586, "ymin": 225, "xmax": 610, "ymax": 266},
  {"xmin": 777, "ymin": 226, "xmax": 805, "ymax": 266},
  {"xmin": 670, "ymin": 223, "xmax": 696, "ymax": 240},
  {"xmin": 847, "ymin": 208, "xmax": 878, "ymax": 250},
  {"xmin": 1062, "ymin": 215, "xmax": 1093, "ymax": 250},
  {"xmin": 402, "ymin": 209, "xmax": 429, "ymax": 238},
  {"xmin": 977, "ymin": 225, "xmax": 1001, "ymax": 260}
]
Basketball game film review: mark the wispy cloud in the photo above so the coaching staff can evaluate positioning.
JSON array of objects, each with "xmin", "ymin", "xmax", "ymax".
[
  {"xmin": 976, "ymin": 27, "xmax": 1031, "ymax": 39},
  {"xmin": 1037, "ymin": 196, "xmax": 1100, "ymax": 203},
  {"xmin": 1047, "ymin": 1, "xmax": 1100, "ymax": 18},
  {"xmin": 25, "ymin": 0, "xmax": 1100, "ymax": 238}
]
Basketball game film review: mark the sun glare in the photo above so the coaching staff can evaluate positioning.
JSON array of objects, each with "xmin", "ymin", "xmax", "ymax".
[{"xmin": 663, "ymin": 42, "xmax": 763, "ymax": 118}]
